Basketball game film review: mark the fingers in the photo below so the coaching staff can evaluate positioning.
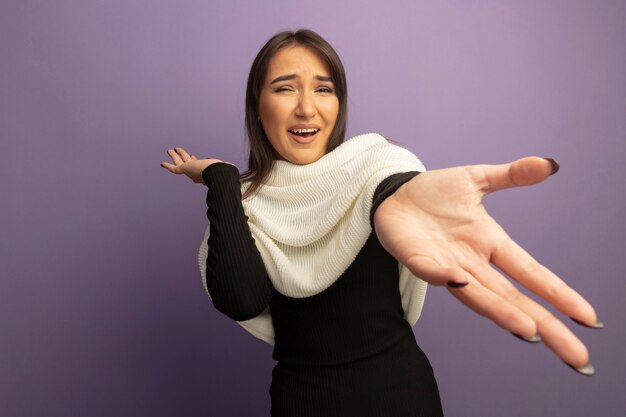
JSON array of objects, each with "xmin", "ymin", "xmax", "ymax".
[
  {"xmin": 446, "ymin": 275, "xmax": 538, "ymax": 339},
  {"xmin": 161, "ymin": 148, "xmax": 198, "ymax": 174},
  {"xmin": 166, "ymin": 147, "xmax": 195, "ymax": 164},
  {"xmin": 492, "ymin": 238, "xmax": 601, "ymax": 327},
  {"xmin": 174, "ymin": 147, "xmax": 193, "ymax": 162},
  {"xmin": 404, "ymin": 255, "xmax": 471, "ymax": 287},
  {"xmin": 160, "ymin": 161, "xmax": 179, "ymax": 174},
  {"xmin": 406, "ymin": 255, "xmax": 540, "ymax": 339},
  {"xmin": 413, "ymin": 251, "xmax": 594, "ymax": 369},
  {"xmin": 468, "ymin": 263, "xmax": 590, "ymax": 368},
  {"xmin": 161, "ymin": 148, "xmax": 231, "ymax": 184},
  {"xmin": 165, "ymin": 148, "xmax": 183, "ymax": 165},
  {"xmin": 535, "ymin": 311, "xmax": 590, "ymax": 370},
  {"xmin": 473, "ymin": 157, "xmax": 558, "ymax": 195}
]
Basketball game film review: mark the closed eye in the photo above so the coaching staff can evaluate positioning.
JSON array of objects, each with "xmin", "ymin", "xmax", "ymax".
[{"xmin": 274, "ymin": 86, "xmax": 295, "ymax": 93}]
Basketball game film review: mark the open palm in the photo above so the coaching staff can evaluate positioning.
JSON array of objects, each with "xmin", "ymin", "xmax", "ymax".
[{"xmin": 374, "ymin": 157, "xmax": 601, "ymax": 374}]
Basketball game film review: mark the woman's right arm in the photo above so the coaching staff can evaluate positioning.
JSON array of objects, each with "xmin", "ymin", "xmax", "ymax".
[
  {"xmin": 202, "ymin": 163, "xmax": 274, "ymax": 321},
  {"xmin": 161, "ymin": 147, "xmax": 273, "ymax": 321}
]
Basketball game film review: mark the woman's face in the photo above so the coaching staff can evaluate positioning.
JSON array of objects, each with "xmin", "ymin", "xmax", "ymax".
[{"xmin": 258, "ymin": 45, "xmax": 339, "ymax": 165}]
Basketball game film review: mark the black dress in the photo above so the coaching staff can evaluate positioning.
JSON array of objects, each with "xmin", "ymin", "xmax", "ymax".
[{"xmin": 203, "ymin": 163, "xmax": 443, "ymax": 417}]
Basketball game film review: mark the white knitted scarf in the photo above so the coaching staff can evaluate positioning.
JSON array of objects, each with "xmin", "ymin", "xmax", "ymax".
[{"xmin": 198, "ymin": 133, "xmax": 428, "ymax": 345}]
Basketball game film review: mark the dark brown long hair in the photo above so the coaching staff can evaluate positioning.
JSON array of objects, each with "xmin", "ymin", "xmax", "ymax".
[{"xmin": 241, "ymin": 29, "xmax": 348, "ymax": 199}]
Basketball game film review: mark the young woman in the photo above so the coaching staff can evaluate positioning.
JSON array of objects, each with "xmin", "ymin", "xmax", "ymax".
[{"xmin": 162, "ymin": 29, "xmax": 601, "ymax": 416}]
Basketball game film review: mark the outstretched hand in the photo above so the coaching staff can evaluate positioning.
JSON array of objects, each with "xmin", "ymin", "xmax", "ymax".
[
  {"xmin": 374, "ymin": 157, "xmax": 602, "ymax": 374},
  {"xmin": 161, "ymin": 147, "xmax": 228, "ymax": 183}
]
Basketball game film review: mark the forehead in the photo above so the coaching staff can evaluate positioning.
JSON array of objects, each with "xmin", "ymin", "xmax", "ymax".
[{"xmin": 265, "ymin": 45, "xmax": 331, "ymax": 79}]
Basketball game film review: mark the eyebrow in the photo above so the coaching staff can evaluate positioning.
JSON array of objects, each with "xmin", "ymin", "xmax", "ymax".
[{"xmin": 269, "ymin": 74, "xmax": 334, "ymax": 84}]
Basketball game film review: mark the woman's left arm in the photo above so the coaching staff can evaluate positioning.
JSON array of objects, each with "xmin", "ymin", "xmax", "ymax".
[{"xmin": 373, "ymin": 157, "xmax": 602, "ymax": 374}]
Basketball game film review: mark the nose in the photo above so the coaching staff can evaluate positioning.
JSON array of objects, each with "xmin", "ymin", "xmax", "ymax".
[{"xmin": 295, "ymin": 91, "xmax": 316, "ymax": 119}]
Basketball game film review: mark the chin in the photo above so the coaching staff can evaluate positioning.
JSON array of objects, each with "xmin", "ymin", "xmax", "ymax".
[{"xmin": 287, "ymin": 152, "xmax": 325, "ymax": 165}]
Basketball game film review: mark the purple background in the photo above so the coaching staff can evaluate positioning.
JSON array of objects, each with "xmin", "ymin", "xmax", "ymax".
[{"xmin": 2, "ymin": 0, "xmax": 625, "ymax": 416}]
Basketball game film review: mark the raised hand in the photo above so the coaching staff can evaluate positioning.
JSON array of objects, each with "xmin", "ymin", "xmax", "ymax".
[
  {"xmin": 161, "ymin": 147, "xmax": 228, "ymax": 183},
  {"xmin": 374, "ymin": 157, "xmax": 602, "ymax": 375}
]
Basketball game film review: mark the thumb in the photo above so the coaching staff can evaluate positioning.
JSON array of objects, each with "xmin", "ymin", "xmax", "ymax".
[
  {"xmin": 160, "ymin": 162, "xmax": 182, "ymax": 174},
  {"xmin": 404, "ymin": 255, "xmax": 471, "ymax": 287},
  {"xmin": 480, "ymin": 157, "xmax": 559, "ymax": 194}
]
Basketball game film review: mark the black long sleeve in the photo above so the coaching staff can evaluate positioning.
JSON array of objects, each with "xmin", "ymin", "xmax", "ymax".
[
  {"xmin": 370, "ymin": 171, "xmax": 420, "ymax": 227},
  {"xmin": 202, "ymin": 163, "xmax": 273, "ymax": 321}
]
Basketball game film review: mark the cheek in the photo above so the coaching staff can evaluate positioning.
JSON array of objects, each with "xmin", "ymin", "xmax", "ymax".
[
  {"xmin": 258, "ymin": 100, "xmax": 270, "ymax": 124},
  {"xmin": 321, "ymin": 99, "xmax": 340, "ymax": 122},
  {"xmin": 258, "ymin": 93, "xmax": 274, "ymax": 117},
  {"xmin": 259, "ymin": 98, "xmax": 289, "ymax": 129}
]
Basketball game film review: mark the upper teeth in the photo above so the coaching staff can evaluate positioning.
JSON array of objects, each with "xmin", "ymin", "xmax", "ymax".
[{"xmin": 290, "ymin": 128, "xmax": 319, "ymax": 134}]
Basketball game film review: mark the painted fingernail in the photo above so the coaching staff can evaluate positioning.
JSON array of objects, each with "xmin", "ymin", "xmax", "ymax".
[
  {"xmin": 545, "ymin": 158, "xmax": 560, "ymax": 175},
  {"xmin": 564, "ymin": 360, "xmax": 595, "ymax": 376},
  {"xmin": 570, "ymin": 317, "xmax": 604, "ymax": 329},
  {"xmin": 446, "ymin": 281, "xmax": 468, "ymax": 288},
  {"xmin": 511, "ymin": 332, "xmax": 541, "ymax": 343},
  {"xmin": 160, "ymin": 163, "xmax": 165, "ymax": 168}
]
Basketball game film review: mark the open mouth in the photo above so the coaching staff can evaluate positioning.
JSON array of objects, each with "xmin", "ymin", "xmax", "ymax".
[{"xmin": 288, "ymin": 128, "xmax": 320, "ymax": 138}]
